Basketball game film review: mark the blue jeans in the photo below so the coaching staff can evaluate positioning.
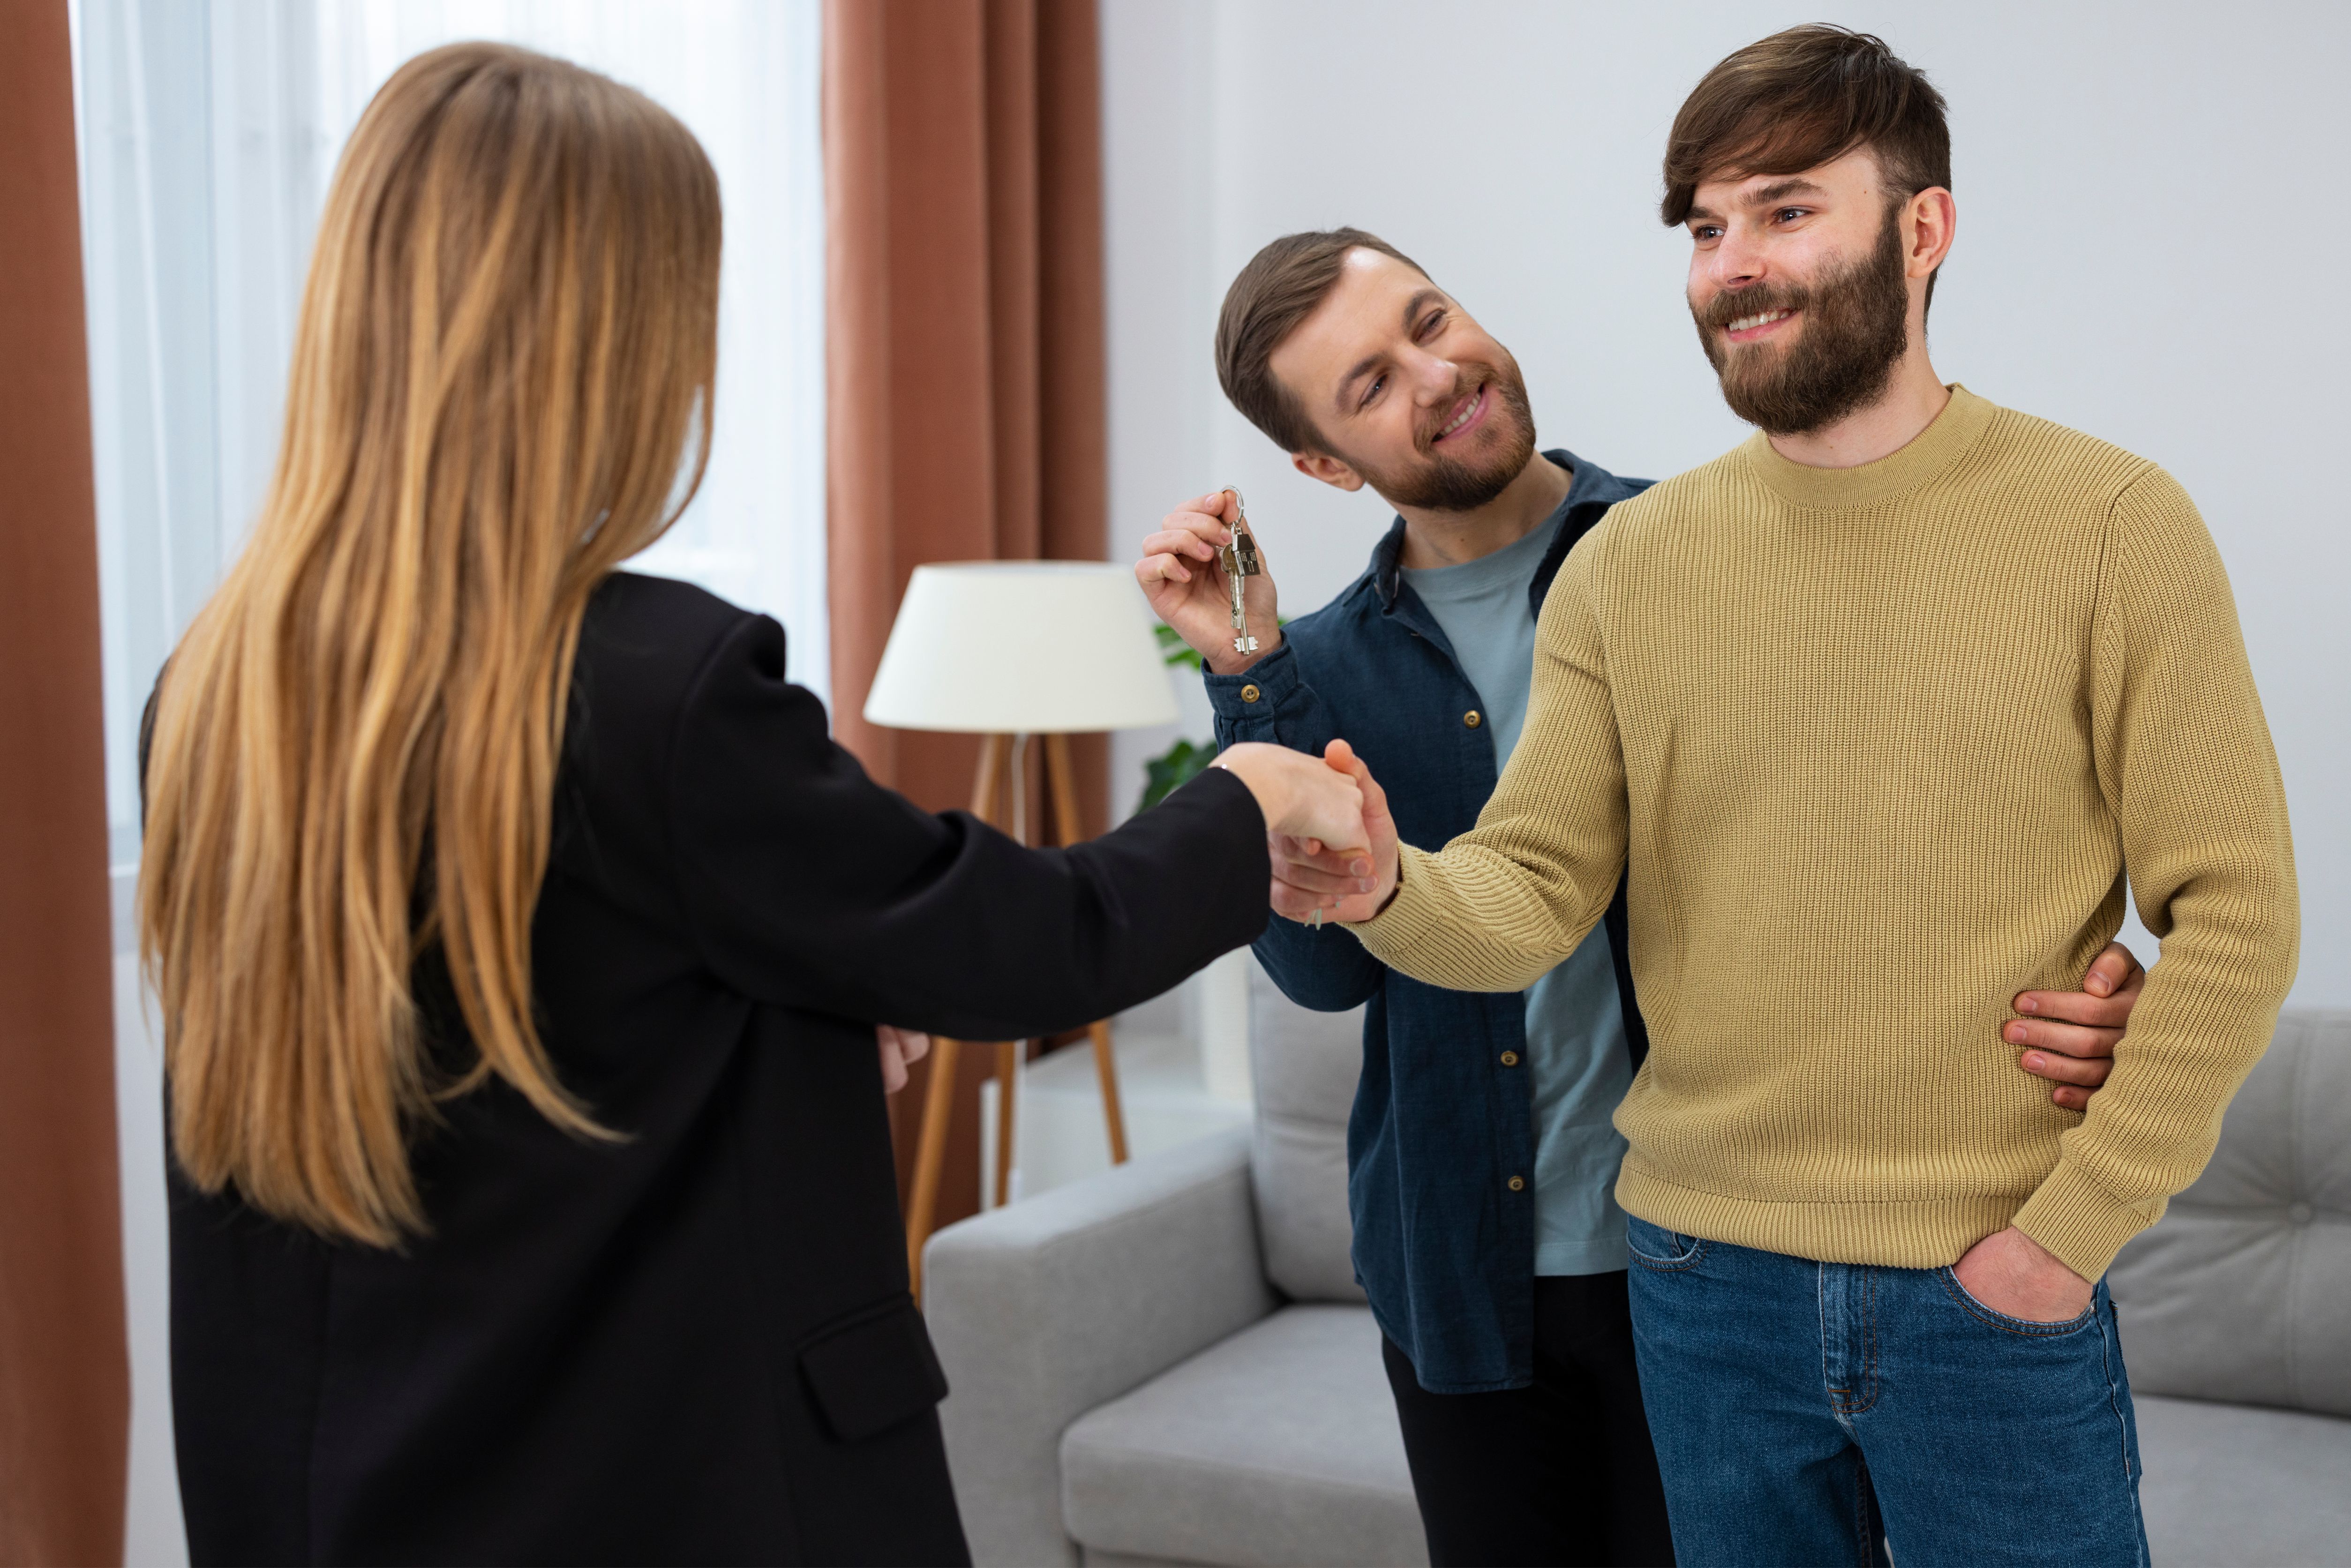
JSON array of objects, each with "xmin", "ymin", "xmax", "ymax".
[{"xmin": 1625, "ymin": 1216, "xmax": 2147, "ymax": 1568}]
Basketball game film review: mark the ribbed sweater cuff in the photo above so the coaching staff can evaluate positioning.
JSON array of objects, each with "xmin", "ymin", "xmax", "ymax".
[
  {"xmin": 2008, "ymin": 1159, "xmax": 2160, "ymax": 1282},
  {"xmin": 1346, "ymin": 844, "xmax": 1438, "ymax": 968}
]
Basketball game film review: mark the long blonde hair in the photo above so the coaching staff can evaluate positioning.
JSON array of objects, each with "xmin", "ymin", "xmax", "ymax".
[{"xmin": 138, "ymin": 43, "xmax": 721, "ymax": 1246}]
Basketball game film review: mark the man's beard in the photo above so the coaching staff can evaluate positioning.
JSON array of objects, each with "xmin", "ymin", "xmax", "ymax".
[
  {"xmin": 1694, "ymin": 204, "xmax": 1912, "ymax": 436},
  {"xmin": 1344, "ymin": 355, "xmax": 1538, "ymax": 512}
]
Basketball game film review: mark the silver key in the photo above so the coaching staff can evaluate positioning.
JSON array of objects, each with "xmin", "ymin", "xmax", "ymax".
[{"xmin": 1218, "ymin": 488, "xmax": 1264, "ymax": 654}]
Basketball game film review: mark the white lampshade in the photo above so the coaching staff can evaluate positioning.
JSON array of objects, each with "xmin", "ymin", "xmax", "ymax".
[{"xmin": 863, "ymin": 562, "xmax": 1181, "ymax": 734}]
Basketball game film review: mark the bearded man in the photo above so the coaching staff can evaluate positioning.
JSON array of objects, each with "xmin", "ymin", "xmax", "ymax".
[
  {"xmin": 1138, "ymin": 38, "xmax": 2153, "ymax": 1558},
  {"xmin": 1283, "ymin": 24, "xmax": 2299, "ymax": 1568}
]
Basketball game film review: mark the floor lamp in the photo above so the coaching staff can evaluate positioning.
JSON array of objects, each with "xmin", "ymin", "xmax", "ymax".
[{"xmin": 863, "ymin": 562, "xmax": 1181, "ymax": 1298}]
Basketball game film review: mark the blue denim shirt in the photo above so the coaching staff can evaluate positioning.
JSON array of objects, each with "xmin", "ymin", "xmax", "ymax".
[{"xmin": 1205, "ymin": 451, "xmax": 1652, "ymax": 1393}]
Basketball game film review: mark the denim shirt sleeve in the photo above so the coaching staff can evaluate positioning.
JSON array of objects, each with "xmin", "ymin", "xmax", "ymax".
[
  {"xmin": 1204, "ymin": 642, "xmax": 1384, "ymax": 1013},
  {"xmin": 1203, "ymin": 641, "xmax": 1333, "ymax": 753}
]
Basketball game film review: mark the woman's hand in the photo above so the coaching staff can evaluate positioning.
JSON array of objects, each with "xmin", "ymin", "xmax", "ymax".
[
  {"xmin": 1212, "ymin": 742, "xmax": 1366, "ymax": 860},
  {"xmin": 877, "ymin": 1025, "xmax": 931, "ymax": 1093}
]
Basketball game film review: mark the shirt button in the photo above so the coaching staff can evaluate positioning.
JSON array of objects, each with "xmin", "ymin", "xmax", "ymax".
[
  {"xmin": 1464, "ymin": 710, "xmax": 1482, "ymax": 728},
  {"xmin": 1499, "ymin": 1051, "xmax": 1520, "ymax": 1066},
  {"xmin": 1507, "ymin": 1175, "xmax": 1526, "ymax": 1192},
  {"xmin": 1240, "ymin": 684, "xmax": 1261, "ymax": 704}
]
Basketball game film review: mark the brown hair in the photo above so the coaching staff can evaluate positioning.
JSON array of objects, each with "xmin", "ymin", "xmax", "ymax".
[
  {"xmin": 1661, "ymin": 27, "xmax": 1950, "ymax": 300},
  {"xmin": 1216, "ymin": 227, "xmax": 1427, "ymax": 454},
  {"xmin": 139, "ymin": 43, "xmax": 720, "ymax": 1245}
]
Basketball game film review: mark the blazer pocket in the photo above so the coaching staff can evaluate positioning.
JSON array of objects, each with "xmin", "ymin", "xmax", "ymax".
[{"xmin": 797, "ymin": 1296, "xmax": 950, "ymax": 1443}]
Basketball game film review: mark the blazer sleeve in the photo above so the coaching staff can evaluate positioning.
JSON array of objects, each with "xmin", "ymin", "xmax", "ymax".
[{"xmin": 666, "ymin": 612, "xmax": 1271, "ymax": 1039}]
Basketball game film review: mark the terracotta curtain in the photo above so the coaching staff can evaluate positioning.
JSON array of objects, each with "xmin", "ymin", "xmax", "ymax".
[
  {"xmin": 824, "ymin": 0, "xmax": 1110, "ymax": 1229},
  {"xmin": 0, "ymin": 4, "xmax": 130, "ymax": 1564}
]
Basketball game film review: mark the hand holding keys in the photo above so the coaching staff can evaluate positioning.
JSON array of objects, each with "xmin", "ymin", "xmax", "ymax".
[
  {"xmin": 1132, "ymin": 486, "xmax": 1281, "ymax": 676},
  {"xmin": 1218, "ymin": 488, "xmax": 1264, "ymax": 655}
]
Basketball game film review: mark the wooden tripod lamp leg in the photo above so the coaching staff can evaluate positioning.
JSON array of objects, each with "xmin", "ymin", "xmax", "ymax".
[
  {"xmin": 905, "ymin": 735, "xmax": 1011, "ymax": 1299},
  {"xmin": 1042, "ymin": 732, "xmax": 1087, "ymax": 856},
  {"xmin": 1045, "ymin": 734, "xmax": 1130, "ymax": 1166},
  {"xmin": 993, "ymin": 1040, "xmax": 1020, "ymax": 1206},
  {"xmin": 905, "ymin": 1033, "xmax": 961, "ymax": 1300},
  {"xmin": 1087, "ymin": 1020, "xmax": 1129, "ymax": 1164},
  {"xmin": 969, "ymin": 732, "xmax": 1006, "ymax": 824}
]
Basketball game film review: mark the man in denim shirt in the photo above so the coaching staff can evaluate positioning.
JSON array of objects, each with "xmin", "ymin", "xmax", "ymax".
[{"xmin": 1137, "ymin": 228, "xmax": 2144, "ymax": 1567}]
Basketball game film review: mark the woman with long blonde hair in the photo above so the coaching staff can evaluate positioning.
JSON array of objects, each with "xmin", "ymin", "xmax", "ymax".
[{"xmin": 143, "ymin": 44, "xmax": 1364, "ymax": 1566}]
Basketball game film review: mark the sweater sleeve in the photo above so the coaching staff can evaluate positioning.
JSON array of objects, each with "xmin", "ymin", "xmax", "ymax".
[
  {"xmin": 2009, "ymin": 466, "xmax": 2300, "ymax": 1281},
  {"xmin": 1346, "ymin": 534, "xmax": 1628, "ymax": 990}
]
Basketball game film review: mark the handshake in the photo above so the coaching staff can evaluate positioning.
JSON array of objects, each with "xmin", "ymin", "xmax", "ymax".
[{"xmin": 1214, "ymin": 739, "xmax": 1401, "ymax": 926}]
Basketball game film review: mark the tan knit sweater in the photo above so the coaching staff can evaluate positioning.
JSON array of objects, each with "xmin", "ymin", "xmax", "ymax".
[{"xmin": 1351, "ymin": 386, "xmax": 2298, "ymax": 1281}]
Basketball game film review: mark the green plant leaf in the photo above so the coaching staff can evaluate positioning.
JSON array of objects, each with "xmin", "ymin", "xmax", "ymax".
[
  {"xmin": 1154, "ymin": 623, "xmax": 1204, "ymax": 671},
  {"xmin": 1136, "ymin": 736, "xmax": 1218, "ymax": 814}
]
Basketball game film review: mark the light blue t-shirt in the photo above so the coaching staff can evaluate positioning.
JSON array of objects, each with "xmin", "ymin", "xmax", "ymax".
[{"xmin": 1401, "ymin": 513, "xmax": 1633, "ymax": 1275}]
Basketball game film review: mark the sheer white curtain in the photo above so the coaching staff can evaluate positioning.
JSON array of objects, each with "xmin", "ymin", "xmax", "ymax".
[
  {"xmin": 310, "ymin": 0, "xmax": 832, "ymax": 699},
  {"xmin": 75, "ymin": 0, "xmax": 827, "ymax": 880},
  {"xmin": 70, "ymin": 7, "xmax": 824, "ymax": 1558}
]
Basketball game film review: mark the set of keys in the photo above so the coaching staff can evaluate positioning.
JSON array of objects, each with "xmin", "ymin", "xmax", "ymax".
[
  {"xmin": 1217, "ymin": 487, "xmax": 1264, "ymax": 655},
  {"xmin": 1214, "ymin": 490, "xmax": 1330, "ymax": 928}
]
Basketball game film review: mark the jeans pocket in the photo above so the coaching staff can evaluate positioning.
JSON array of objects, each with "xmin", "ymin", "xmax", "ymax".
[
  {"xmin": 1937, "ymin": 1266, "xmax": 2098, "ymax": 1336},
  {"xmin": 1625, "ymin": 1216, "xmax": 1708, "ymax": 1272}
]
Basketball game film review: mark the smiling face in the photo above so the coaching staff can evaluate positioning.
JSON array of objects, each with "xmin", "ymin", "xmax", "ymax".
[
  {"xmin": 1267, "ymin": 249, "xmax": 1536, "ymax": 511},
  {"xmin": 1684, "ymin": 149, "xmax": 1921, "ymax": 435}
]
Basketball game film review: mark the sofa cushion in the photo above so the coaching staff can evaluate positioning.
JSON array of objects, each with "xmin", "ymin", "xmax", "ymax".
[
  {"xmin": 1248, "ymin": 963, "xmax": 1367, "ymax": 1304},
  {"xmin": 1060, "ymin": 1304, "xmax": 1426, "ymax": 1568},
  {"xmin": 2135, "ymin": 1393, "xmax": 2351, "ymax": 1566},
  {"xmin": 2108, "ymin": 1010, "xmax": 2351, "ymax": 1416}
]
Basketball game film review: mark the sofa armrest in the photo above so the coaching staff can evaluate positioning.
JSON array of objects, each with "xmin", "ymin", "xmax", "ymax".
[{"xmin": 923, "ymin": 1124, "xmax": 1279, "ymax": 1568}]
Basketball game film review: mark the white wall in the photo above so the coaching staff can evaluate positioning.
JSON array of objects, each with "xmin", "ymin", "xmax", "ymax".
[{"xmin": 1103, "ymin": 0, "xmax": 2351, "ymax": 1004}]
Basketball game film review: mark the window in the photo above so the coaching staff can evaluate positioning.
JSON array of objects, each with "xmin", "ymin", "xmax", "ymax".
[{"xmin": 72, "ymin": 0, "xmax": 828, "ymax": 883}]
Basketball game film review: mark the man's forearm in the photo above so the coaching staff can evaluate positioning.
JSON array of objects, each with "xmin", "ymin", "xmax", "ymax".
[
  {"xmin": 1254, "ymin": 915, "xmax": 1384, "ymax": 1013},
  {"xmin": 2007, "ymin": 876, "xmax": 2298, "ymax": 1280},
  {"xmin": 1350, "ymin": 840, "xmax": 1617, "ymax": 993},
  {"xmin": 1205, "ymin": 641, "xmax": 1331, "ymax": 757}
]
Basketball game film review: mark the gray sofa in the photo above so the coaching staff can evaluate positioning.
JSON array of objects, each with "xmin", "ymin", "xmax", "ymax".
[
  {"xmin": 924, "ymin": 972, "xmax": 2351, "ymax": 1567},
  {"xmin": 2108, "ymin": 1010, "xmax": 2351, "ymax": 1565}
]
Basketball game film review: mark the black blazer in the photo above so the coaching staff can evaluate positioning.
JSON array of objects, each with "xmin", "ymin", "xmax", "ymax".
[{"xmin": 168, "ymin": 573, "xmax": 1271, "ymax": 1566}]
